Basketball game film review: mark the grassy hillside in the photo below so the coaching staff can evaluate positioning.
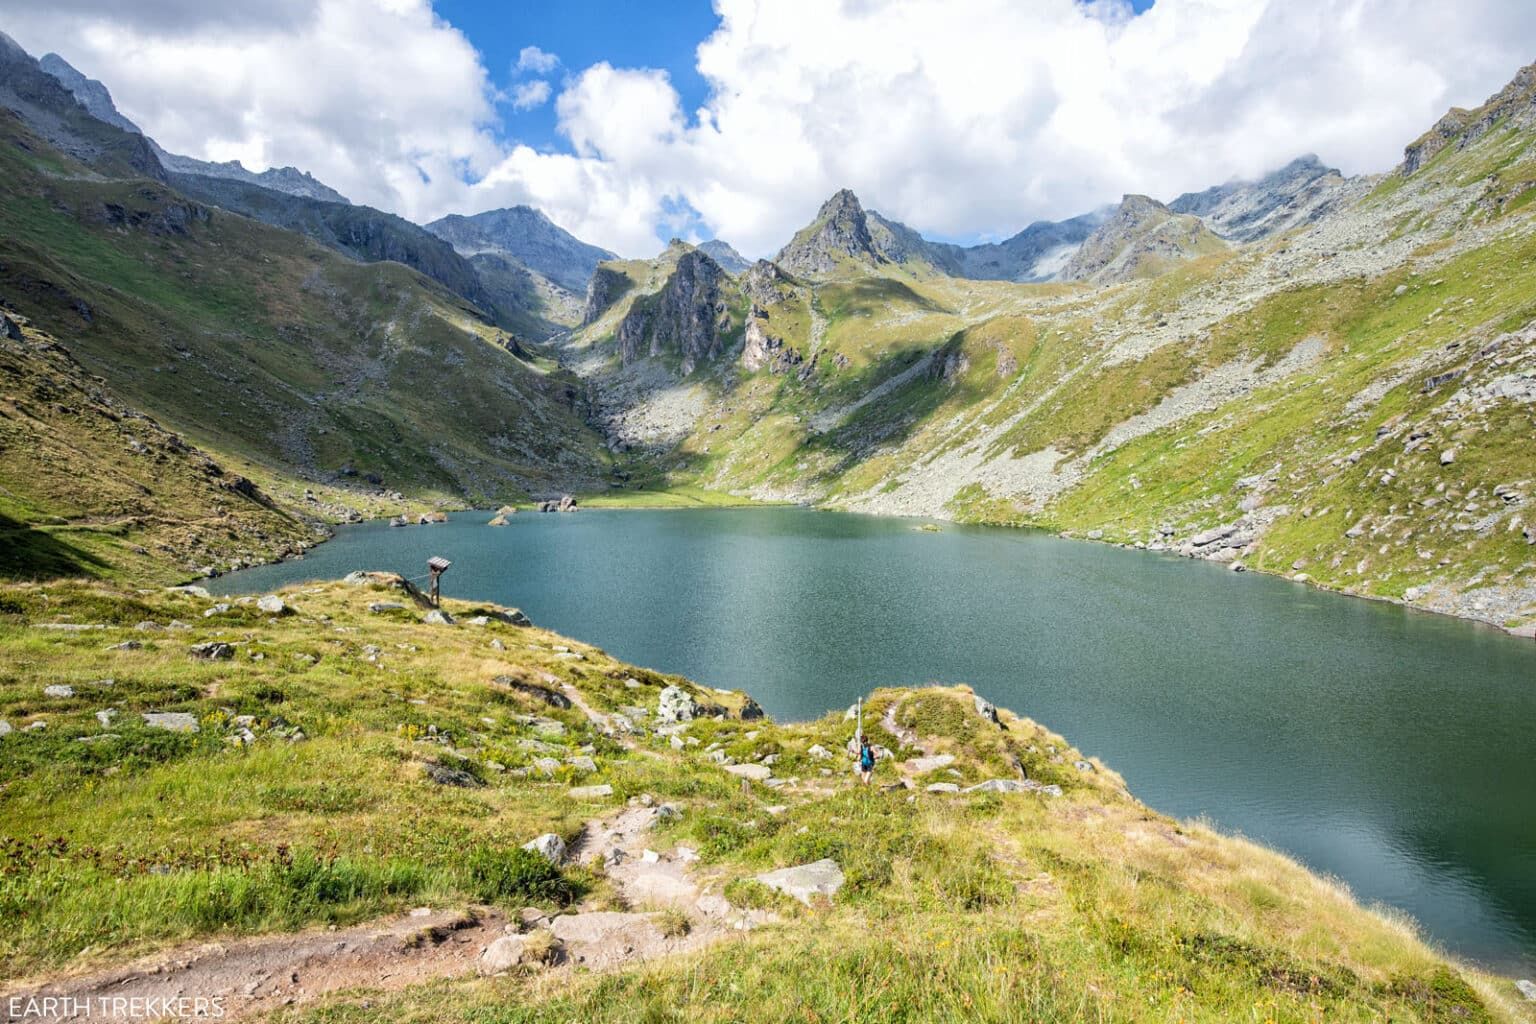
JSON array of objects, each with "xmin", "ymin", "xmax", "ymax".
[
  {"xmin": 0, "ymin": 579, "xmax": 1526, "ymax": 1020},
  {"xmin": 0, "ymin": 111, "xmax": 611, "ymax": 583}
]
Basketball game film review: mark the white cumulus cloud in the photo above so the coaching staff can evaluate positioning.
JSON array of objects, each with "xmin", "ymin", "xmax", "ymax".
[
  {"xmin": 6, "ymin": 0, "xmax": 1536, "ymax": 258},
  {"xmin": 515, "ymin": 44, "xmax": 560, "ymax": 75},
  {"xmin": 510, "ymin": 79, "xmax": 552, "ymax": 111}
]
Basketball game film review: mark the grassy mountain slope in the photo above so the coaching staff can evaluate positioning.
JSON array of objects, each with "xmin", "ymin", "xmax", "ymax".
[
  {"xmin": 0, "ymin": 317, "xmax": 316, "ymax": 584},
  {"xmin": 0, "ymin": 578, "xmax": 1525, "ymax": 1021},
  {"xmin": 0, "ymin": 110, "xmax": 609, "ymax": 581},
  {"xmin": 567, "ymin": 65, "xmax": 1536, "ymax": 633}
]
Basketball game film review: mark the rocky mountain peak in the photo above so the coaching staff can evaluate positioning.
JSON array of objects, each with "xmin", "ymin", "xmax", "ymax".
[
  {"xmin": 37, "ymin": 52, "xmax": 142, "ymax": 134},
  {"xmin": 776, "ymin": 188, "xmax": 882, "ymax": 276},
  {"xmin": 1061, "ymin": 194, "xmax": 1224, "ymax": 284},
  {"xmin": 425, "ymin": 207, "xmax": 615, "ymax": 293},
  {"xmin": 698, "ymin": 239, "xmax": 750, "ymax": 274}
]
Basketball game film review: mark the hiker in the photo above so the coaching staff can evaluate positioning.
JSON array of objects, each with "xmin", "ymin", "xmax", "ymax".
[{"xmin": 857, "ymin": 736, "xmax": 876, "ymax": 785}]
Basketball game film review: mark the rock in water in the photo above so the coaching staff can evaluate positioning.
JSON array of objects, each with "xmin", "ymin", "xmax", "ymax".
[
  {"xmin": 522, "ymin": 833, "xmax": 567, "ymax": 864},
  {"xmin": 755, "ymin": 859, "xmax": 845, "ymax": 905},
  {"xmin": 656, "ymin": 685, "xmax": 699, "ymax": 724}
]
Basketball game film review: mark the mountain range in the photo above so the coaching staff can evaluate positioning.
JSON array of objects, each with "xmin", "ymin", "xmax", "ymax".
[{"xmin": 1, "ymin": 29, "xmax": 1533, "ymax": 641}]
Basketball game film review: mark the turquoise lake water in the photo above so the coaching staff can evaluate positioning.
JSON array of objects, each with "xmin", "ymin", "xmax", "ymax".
[{"xmin": 216, "ymin": 507, "xmax": 1536, "ymax": 974}]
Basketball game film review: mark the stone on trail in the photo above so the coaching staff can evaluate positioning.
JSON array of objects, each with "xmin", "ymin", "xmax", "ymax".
[
  {"xmin": 478, "ymin": 935, "xmax": 528, "ymax": 975},
  {"xmin": 43, "ymin": 684, "xmax": 75, "ymax": 698},
  {"xmin": 568, "ymin": 783, "xmax": 614, "ymax": 800},
  {"xmin": 189, "ymin": 641, "xmax": 234, "ymax": 660},
  {"xmin": 256, "ymin": 594, "xmax": 286, "ymax": 614},
  {"xmin": 522, "ymin": 833, "xmax": 567, "ymax": 865},
  {"xmin": 904, "ymin": 753, "xmax": 955, "ymax": 773},
  {"xmin": 724, "ymin": 763, "xmax": 772, "ymax": 782},
  {"xmin": 142, "ymin": 712, "xmax": 199, "ymax": 733},
  {"xmin": 756, "ymin": 858, "xmax": 845, "ymax": 905}
]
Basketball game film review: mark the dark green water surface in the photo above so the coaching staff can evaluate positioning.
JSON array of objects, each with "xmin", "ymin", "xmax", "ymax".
[{"xmin": 216, "ymin": 507, "xmax": 1536, "ymax": 974}]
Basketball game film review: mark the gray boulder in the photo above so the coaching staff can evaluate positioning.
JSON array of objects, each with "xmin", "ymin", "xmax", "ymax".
[
  {"xmin": 424, "ymin": 762, "xmax": 482, "ymax": 787},
  {"xmin": 142, "ymin": 712, "xmax": 199, "ymax": 733},
  {"xmin": 973, "ymin": 694, "xmax": 1000, "ymax": 725},
  {"xmin": 43, "ymin": 684, "xmax": 75, "ymax": 698},
  {"xmin": 656, "ymin": 684, "xmax": 699, "ymax": 724},
  {"xmin": 755, "ymin": 859, "xmax": 845, "ymax": 905},
  {"xmin": 522, "ymin": 833, "xmax": 567, "ymax": 864},
  {"xmin": 1515, "ymin": 979, "xmax": 1536, "ymax": 1001},
  {"xmin": 256, "ymin": 594, "xmax": 286, "ymax": 614},
  {"xmin": 925, "ymin": 782, "xmax": 961, "ymax": 793},
  {"xmin": 189, "ymin": 641, "xmax": 234, "ymax": 660},
  {"xmin": 0, "ymin": 720, "xmax": 10, "ymax": 738},
  {"xmin": 724, "ymin": 763, "xmax": 772, "ymax": 781},
  {"xmin": 368, "ymin": 602, "xmax": 405, "ymax": 613},
  {"xmin": 423, "ymin": 609, "xmax": 455, "ymax": 625},
  {"xmin": 478, "ymin": 935, "xmax": 529, "ymax": 975},
  {"xmin": 567, "ymin": 783, "xmax": 613, "ymax": 800}
]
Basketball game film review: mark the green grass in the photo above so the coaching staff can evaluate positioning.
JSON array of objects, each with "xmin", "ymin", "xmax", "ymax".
[{"xmin": 0, "ymin": 581, "xmax": 1519, "ymax": 1020}]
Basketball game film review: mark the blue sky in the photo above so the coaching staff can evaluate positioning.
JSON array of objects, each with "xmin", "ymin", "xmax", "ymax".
[{"xmin": 432, "ymin": 0, "xmax": 721, "ymax": 154}]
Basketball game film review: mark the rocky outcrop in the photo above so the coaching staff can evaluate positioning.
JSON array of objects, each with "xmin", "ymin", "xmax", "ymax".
[
  {"xmin": 1060, "ymin": 195, "xmax": 1225, "ymax": 284},
  {"xmin": 615, "ymin": 249, "xmax": 729, "ymax": 373},
  {"xmin": 1401, "ymin": 63, "xmax": 1536, "ymax": 176},
  {"xmin": 742, "ymin": 307, "xmax": 806, "ymax": 376},
  {"xmin": 583, "ymin": 265, "xmax": 631, "ymax": 326}
]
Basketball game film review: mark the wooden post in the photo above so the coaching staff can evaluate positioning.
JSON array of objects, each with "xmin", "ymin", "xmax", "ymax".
[{"xmin": 426, "ymin": 557, "xmax": 452, "ymax": 608}]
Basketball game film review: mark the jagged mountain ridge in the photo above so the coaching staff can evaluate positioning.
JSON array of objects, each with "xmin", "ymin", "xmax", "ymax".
[
  {"xmin": 1169, "ymin": 155, "xmax": 1351, "ymax": 243},
  {"xmin": 37, "ymin": 50, "xmax": 351, "ymax": 204}
]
